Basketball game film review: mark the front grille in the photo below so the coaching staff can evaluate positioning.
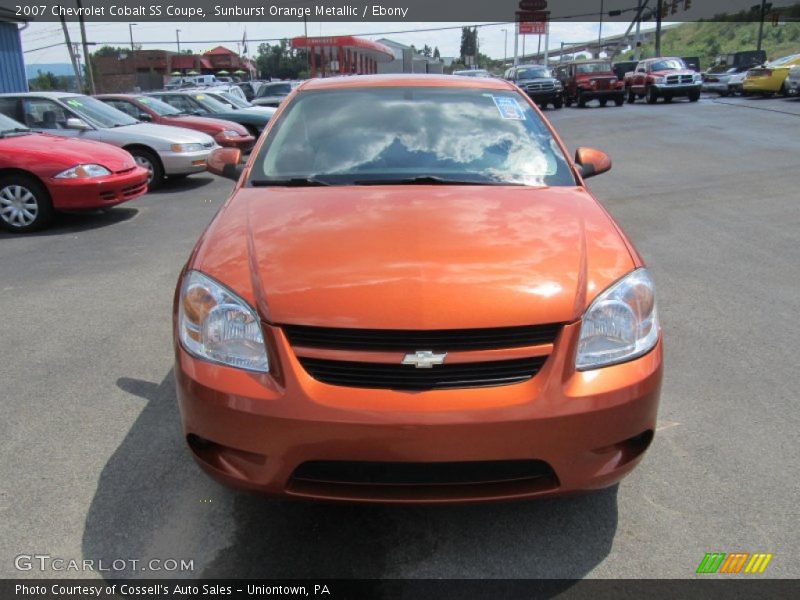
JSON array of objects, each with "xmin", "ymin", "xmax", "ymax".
[
  {"xmin": 666, "ymin": 74, "xmax": 694, "ymax": 84},
  {"xmin": 291, "ymin": 459, "xmax": 556, "ymax": 486},
  {"xmin": 282, "ymin": 323, "xmax": 561, "ymax": 352},
  {"xmin": 525, "ymin": 82, "xmax": 555, "ymax": 92},
  {"xmin": 298, "ymin": 356, "xmax": 547, "ymax": 390},
  {"xmin": 122, "ymin": 182, "xmax": 147, "ymax": 197}
]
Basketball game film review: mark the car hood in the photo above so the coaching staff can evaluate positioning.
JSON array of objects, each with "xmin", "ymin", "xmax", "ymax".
[
  {"xmin": 164, "ymin": 115, "xmax": 248, "ymax": 135},
  {"xmin": 240, "ymin": 106, "xmax": 277, "ymax": 115},
  {"xmin": 191, "ymin": 185, "xmax": 636, "ymax": 329},
  {"xmin": 0, "ymin": 132, "xmax": 136, "ymax": 172},
  {"xmin": 105, "ymin": 122, "xmax": 215, "ymax": 144}
]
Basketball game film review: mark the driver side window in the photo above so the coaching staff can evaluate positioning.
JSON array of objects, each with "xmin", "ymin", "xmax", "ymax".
[{"xmin": 22, "ymin": 99, "xmax": 69, "ymax": 130}]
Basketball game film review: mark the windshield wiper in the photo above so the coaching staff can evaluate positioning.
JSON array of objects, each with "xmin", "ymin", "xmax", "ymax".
[
  {"xmin": 352, "ymin": 175, "xmax": 522, "ymax": 186},
  {"xmin": 0, "ymin": 127, "xmax": 31, "ymax": 137},
  {"xmin": 250, "ymin": 177, "xmax": 333, "ymax": 187}
]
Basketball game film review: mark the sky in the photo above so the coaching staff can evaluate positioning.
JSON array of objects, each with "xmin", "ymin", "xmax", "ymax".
[{"xmin": 21, "ymin": 20, "xmax": 637, "ymax": 66}]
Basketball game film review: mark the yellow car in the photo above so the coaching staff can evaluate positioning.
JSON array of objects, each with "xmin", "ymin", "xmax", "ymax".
[{"xmin": 743, "ymin": 53, "xmax": 800, "ymax": 95}]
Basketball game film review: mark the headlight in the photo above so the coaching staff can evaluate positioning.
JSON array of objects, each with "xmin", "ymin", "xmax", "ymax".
[
  {"xmin": 54, "ymin": 164, "xmax": 111, "ymax": 179},
  {"xmin": 171, "ymin": 143, "xmax": 205, "ymax": 153},
  {"xmin": 693, "ymin": 73, "xmax": 703, "ymax": 82},
  {"xmin": 653, "ymin": 77, "xmax": 665, "ymax": 84},
  {"xmin": 554, "ymin": 81, "xmax": 563, "ymax": 89},
  {"xmin": 220, "ymin": 130, "xmax": 240, "ymax": 138},
  {"xmin": 178, "ymin": 270, "xmax": 269, "ymax": 372},
  {"xmin": 575, "ymin": 268, "xmax": 659, "ymax": 370}
]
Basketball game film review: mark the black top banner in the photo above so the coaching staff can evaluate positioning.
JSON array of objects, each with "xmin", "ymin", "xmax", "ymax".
[{"xmin": 3, "ymin": 0, "xmax": 800, "ymax": 23}]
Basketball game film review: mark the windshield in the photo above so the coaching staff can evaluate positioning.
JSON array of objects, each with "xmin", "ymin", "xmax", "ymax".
[
  {"xmin": 516, "ymin": 67, "xmax": 551, "ymax": 79},
  {"xmin": 455, "ymin": 70, "xmax": 490, "ymax": 77},
  {"xmin": 257, "ymin": 83, "xmax": 292, "ymax": 97},
  {"xmin": 220, "ymin": 92, "xmax": 250, "ymax": 108},
  {"xmin": 768, "ymin": 54, "xmax": 800, "ymax": 66},
  {"xmin": 576, "ymin": 62, "xmax": 613, "ymax": 74},
  {"xmin": 650, "ymin": 59, "xmax": 686, "ymax": 71},
  {"xmin": 136, "ymin": 96, "xmax": 181, "ymax": 116},
  {"xmin": 0, "ymin": 113, "xmax": 30, "ymax": 134},
  {"xmin": 251, "ymin": 87, "xmax": 575, "ymax": 187},
  {"xmin": 189, "ymin": 93, "xmax": 232, "ymax": 112},
  {"xmin": 63, "ymin": 95, "xmax": 138, "ymax": 128}
]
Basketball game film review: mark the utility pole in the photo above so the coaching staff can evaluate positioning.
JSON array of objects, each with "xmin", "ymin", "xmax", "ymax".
[
  {"xmin": 176, "ymin": 29, "xmax": 181, "ymax": 53},
  {"xmin": 513, "ymin": 22, "xmax": 519, "ymax": 66},
  {"xmin": 59, "ymin": 16, "xmax": 83, "ymax": 93},
  {"xmin": 655, "ymin": 0, "xmax": 663, "ymax": 56},
  {"xmin": 76, "ymin": 0, "xmax": 96, "ymax": 94},
  {"xmin": 543, "ymin": 19, "xmax": 549, "ymax": 67},
  {"xmin": 599, "ymin": 0, "xmax": 605, "ymax": 52},
  {"xmin": 502, "ymin": 29, "xmax": 508, "ymax": 67},
  {"xmin": 756, "ymin": 0, "xmax": 767, "ymax": 52},
  {"xmin": 634, "ymin": 0, "xmax": 643, "ymax": 60}
]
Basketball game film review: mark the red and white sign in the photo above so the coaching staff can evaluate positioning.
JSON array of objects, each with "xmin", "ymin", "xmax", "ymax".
[{"xmin": 517, "ymin": 11, "xmax": 548, "ymax": 35}]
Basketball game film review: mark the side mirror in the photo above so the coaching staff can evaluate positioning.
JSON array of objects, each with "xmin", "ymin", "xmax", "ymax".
[
  {"xmin": 65, "ymin": 117, "xmax": 91, "ymax": 131},
  {"xmin": 574, "ymin": 147, "xmax": 611, "ymax": 179},
  {"xmin": 207, "ymin": 147, "xmax": 243, "ymax": 181},
  {"xmin": 138, "ymin": 113, "xmax": 153, "ymax": 122}
]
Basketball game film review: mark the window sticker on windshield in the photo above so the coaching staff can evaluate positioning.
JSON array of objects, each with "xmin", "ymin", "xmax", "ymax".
[
  {"xmin": 492, "ymin": 96, "xmax": 525, "ymax": 120},
  {"xmin": 65, "ymin": 99, "xmax": 82, "ymax": 108},
  {"xmin": 195, "ymin": 95, "xmax": 205, "ymax": 100}
]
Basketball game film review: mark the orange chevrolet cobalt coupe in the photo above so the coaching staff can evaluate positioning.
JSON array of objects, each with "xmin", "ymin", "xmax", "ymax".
[{"xmin": 174, "ymin": 75, "xmax": 662, "ymax": 503}]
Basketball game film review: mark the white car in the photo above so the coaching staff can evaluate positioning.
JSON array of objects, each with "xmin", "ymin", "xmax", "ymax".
[
  {"xmin": 0, "ymin": 92, "xmax": 216, "ymax": 189},
  {"xmin": 787, "ymin": 66, "xmax": 800, "ymax": 95}
]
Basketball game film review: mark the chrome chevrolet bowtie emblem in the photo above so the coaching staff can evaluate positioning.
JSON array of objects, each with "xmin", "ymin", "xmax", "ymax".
[{"xmin": 401, "ymin": 350, "xmax": 447, "ymax": 368}]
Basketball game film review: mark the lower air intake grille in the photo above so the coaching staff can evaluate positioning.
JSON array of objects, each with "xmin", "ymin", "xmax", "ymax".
[
  {"xmin": 291, "ymin": 459, "xmax": 556, "ymax": 486},
  {"xmin": 298, "ymin": 356, "xmax": 547, "ymax": 390}
]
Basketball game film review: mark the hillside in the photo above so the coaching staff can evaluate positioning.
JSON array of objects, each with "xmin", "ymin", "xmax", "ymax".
[{"xmin": 620, "ymin": 20, "xmax": 800, "ymax": 69}]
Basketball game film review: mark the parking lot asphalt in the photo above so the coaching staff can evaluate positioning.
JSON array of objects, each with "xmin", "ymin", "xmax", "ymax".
[{"xmin": 1, "ymin": 94, "xmax": 798, "ymax": 580}]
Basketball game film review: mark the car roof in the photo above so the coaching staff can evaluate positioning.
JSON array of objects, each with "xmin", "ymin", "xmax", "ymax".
[
  {"xmin": 299, "ymin": 74, "xmax": 514, "ymax": 92},
  {"xmin": 0, "ymin": 91, "xmax": 76, "ymax": 99}
]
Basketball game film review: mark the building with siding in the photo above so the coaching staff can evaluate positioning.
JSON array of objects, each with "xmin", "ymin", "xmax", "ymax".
[{"xmin": 0, "ymin": 10, "xmax": 28, "ymax": 93}]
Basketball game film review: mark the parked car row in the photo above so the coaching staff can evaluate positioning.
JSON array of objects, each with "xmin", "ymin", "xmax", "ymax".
[{"xmin": 0, "ymin": 87, "xmax": 280, "ymax": 232}]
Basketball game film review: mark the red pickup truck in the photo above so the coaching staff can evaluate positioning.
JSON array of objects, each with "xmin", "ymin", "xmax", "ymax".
[
  {"xmin": 625, "ymin": 57, "xmax": 702, "ymax": 104},
  {"xmin": 555, "ymin": 60, "xmax": 625, "ymax": 107}
]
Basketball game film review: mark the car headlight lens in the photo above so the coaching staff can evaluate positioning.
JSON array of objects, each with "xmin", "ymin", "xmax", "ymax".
[
  {"xmin": 171, "ymin": 143, "xmax": 204, "ymax": 153},
  {"xmin": 554, "ymin": 81, "xmax": 563, "ymax": 89},
  {"xmin": 178, "ymin": 270, "xmax": 269, "ymax": 372},
  {"xmin": 693, "ymin": 73, "xmax": 703, "ymax": 82},
  {"xmin": 653, "ymin": 76, "xmax": 665, "ymax": 84},
  {"xmin": 576, "ymin": 268, "xmax": 659, "ymax": 370},
  {"xmin": 220, "ymin": 130, "xmax": 240, "ymax": 138},
  {"xmin": 54, "ymin": 164, "xmax": 111, "ymax": 179}
]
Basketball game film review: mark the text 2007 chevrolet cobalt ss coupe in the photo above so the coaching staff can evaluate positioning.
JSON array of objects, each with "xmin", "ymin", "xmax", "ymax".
[{"xmin": 174, "ymin": 75, "xmax": 662, "ymax": 503}]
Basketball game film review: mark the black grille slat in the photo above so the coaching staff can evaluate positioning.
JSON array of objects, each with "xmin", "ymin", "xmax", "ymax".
[
  {"xmin": 283, "ymin": 323, "xmax": 561, "ymax": 352},
  {"xmin": 299, "ymin": 356, "xmax": 547, "ymax": 390}
]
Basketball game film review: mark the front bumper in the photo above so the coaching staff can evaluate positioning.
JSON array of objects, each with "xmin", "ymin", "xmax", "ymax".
[
  {"xmin": 577, "ymin": 88, "xmax": 624, "ymax": 100},
  {"xmin": 47, "ymin": 166, "xmax": 149, "ymax": 210},
  {"xmin": 214, "ymin": 134, "xmax": 256, "ymax": 152},
  {"xmin": 524, "ymin": 90, "xmax": 561, "ymax": 102},
  {"xmin": 160, "ymin": 148, "xmax": 215, "ymax": 176},
  {"xmin": 652, "ymin": 83, "xmax": 702, "ymax": 96},
  {"xmin": 702, "ymin": 81, "xmax": 732, "ymax": 94},
  {"xmin": 175, "ymin": 321, "xmax": 663, "ymax": 503}
]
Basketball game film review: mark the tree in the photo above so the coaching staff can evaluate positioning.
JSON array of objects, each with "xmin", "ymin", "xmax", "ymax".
[
  {"xmin": 255, "ymin": 39, "xmax": 308, "ymax": 80},
  {"xmin": 421, "ymin": 44, "xmax": 432, "ymax": 58},
  {"xmin": 459, "ymin": 27, "xmax": 478, "ymax": 62},
  {"xmin": 31, "ymin": 70, "xmax": 58, "ymax": 91},
  {"xmin": 433, "ymin": 46, "xmax": 441, "ymax": 60},
  {"xmin": 93, "ymin": 45, "xmax": 128, "ymax": 58}
]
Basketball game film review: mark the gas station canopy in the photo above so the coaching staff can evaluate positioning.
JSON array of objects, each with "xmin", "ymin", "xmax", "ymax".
[{"xmin": 291, "ymin": 36, "xmax": 395, "ymax": 78}]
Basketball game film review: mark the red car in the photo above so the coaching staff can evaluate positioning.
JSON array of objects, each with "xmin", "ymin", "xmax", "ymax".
[
  {"xmin": 0, "ymin": 113, "xmax": 148, "ymax": 233},
  {"xmin": 97, "ymin": 94, "xmax": 255, "ymax": 151}
]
